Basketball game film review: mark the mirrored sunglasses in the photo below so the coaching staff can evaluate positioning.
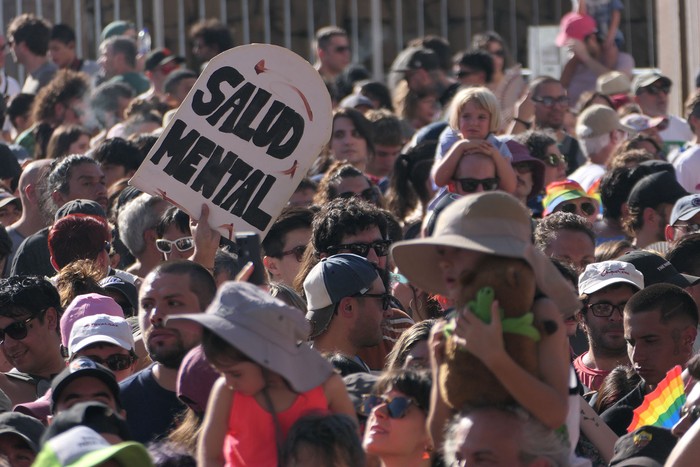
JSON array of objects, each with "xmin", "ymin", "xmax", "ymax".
[{"xmin": 156, "ymin": 236, "xmax": 194, "ymax": 253}]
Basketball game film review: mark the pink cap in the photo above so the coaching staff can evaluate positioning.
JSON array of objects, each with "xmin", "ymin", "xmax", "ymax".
[
  {"xmin": 556, "ymin": 13, "xmax": 597, "ymax": 47},
  {"xmin": 59, "ymin": 294, "xmax": 124, "ymax": 348}
]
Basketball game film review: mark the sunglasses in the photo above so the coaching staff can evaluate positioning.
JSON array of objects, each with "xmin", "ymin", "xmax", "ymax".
[
  {"xmin": 337, "ymin": 187, "xmax": 378, "ymax": 204},
  {"xmin": 354, "ymin": 292, "xmax": 392, "ymax": 311},
  {"xmin": 642, "ymin": 85, "xmax": 671, "ymax": 96},
  {"xmin": 533, "ymin": 95, "xmax": 569, "ymax": 107},
  {"xmin": 490, "ymin": 49, "xmax": 506, "ymax": 57},
  {"xmin": 80, "ymin": 354, "xmax": 134, "ymax": 372},
  {"xmin": 559, "ymin": 201, "xmax": 596, "ymax": 216},
  {"xmin": 543, "ymin": 153, "xmax": 566, "ymax": 167},
  {"xmin": 326, "ymin": 240, "xmax": 390, "ymax": 258},
  {"xmin": 279, "ymin": 245, "xmax": 306, "ymax": 262},
  {"xmin": 156, "ymin": 236, "xmax": 194, "ymax": 253},
  {"xmin": 0, "ymin": 316, "xmax": 35, "ymax": 343},
  {"xmin": 102, "ymin": 241, "xmax": 112, "ymax": 254},
  {"xmin": 452, "ymin": 177, "xmax": 499, "ymax": 193},
  {"xmin": 360, "ymin": 394, "xmax": 417, "ymax": 419}
]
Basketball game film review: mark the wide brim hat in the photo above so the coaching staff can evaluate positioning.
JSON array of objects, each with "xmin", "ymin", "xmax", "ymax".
[
  {"xmin": 168, "ymin": 282, "xmax": 333, "ymax": 393},
  {"xmin": 391, "ymin": 192, "xmax": 580, "ymax": 317}
]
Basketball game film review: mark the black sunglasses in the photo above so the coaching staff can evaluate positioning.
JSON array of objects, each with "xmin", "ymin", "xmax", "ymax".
[
  {"xmin": 559, "ymin": 201, "xmax": 596, "ymax": 216},
  {"xmin": 326, "ymin": 240, "xmax": 390, "ymax": 258},
  {"xmin": 279, "ymin": 245, "xmax": 306, "ymax": 262},
  {"xmin": 79, "ymin": 354, "xmax": 134, "ymax": 372},
  {"xmin": 360, "ymin": 394, "xmax": 417, "ymax": 418},
  {"xmin": 533, "ymin": 95, "xmax": 569, "ymax": 107},
  {"xmin": 355, "ymin": 292, "xmax": 392, "ymax": 311},
  {"xmin": 156, "ymin": 236, "xmax": 194, "ymax": 253},
  {"xmin": 337, "ymin": 187, "xmax": 378, "ymax": 204},
  {"xmin": 452, "ymin": 177, "xmax": 499, "ymax": 193},
  {"xmin": 0, "ymin": 316, "xmax": 35, "ymax": 343}
]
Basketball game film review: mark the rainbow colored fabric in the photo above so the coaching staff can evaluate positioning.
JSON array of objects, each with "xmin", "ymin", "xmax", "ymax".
[
  {"xmin": 627, "ymin": 365, "xmax": 686, "ymax": 433},
  {"xmin": 541, "ymin": 179, "xmax": 597, "ymax": 215}
]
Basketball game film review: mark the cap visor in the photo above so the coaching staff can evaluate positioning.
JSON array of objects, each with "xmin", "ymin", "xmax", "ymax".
[{"xmin": 580, "ymin": 277, "xmax": 642, "ymax": 294}]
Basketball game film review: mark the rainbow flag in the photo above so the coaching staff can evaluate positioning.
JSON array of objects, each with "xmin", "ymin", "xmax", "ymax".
[{"xmin": 627, "ymin": 365, "xmax": 686, "ymax": 433}]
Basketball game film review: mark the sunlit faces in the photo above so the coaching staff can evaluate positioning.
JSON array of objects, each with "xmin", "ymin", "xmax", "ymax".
[
  {"xmin": 512, "ymin": 163, "xmax": 534, "ymax": 201},
  {"xmin": 451, "ymin": 153, "xmax": 497, "ymax": 196},
  {"xmin": 68, "ymin": 134, "xmax": 91, "ymax": 155},
  {"xmin": 58, "ymin": 162, "xmax": 109, "ymax": 210},
  {"xmin": 543, "ymin": 229, "xmax": 595, "ymax": 274},
  {"xmin": 581, "ymin": 284, "xmax": 636, "ymax": 356},
  {"xmin": 336, "ymin": 226, "xmax": 386, "ymax": 269},
  {"xmin": 436, "ymin": 246, "xmax": 485, "ymax": 300},
  {"xmin": 139, "ymin": 272, "xmax": 203, "ymax": 369},
  {"xmin": 0, "ymin": 310, "xmax": 59, "ymax": 375},
  {"xmin": 450, "ymin": 409, "xmax": 525, "ymax": 467},
  {"xmin": 321, "ymin": 35, "xmax": 351, "ymax": 73},
  {"xmin": 624, "ymin": 309, "xmax": 695, "ymax": 389},
  {"xmin": 635, "ymin": 81, "xmax": 670, "ymax": 118},
  {"xmin": 0, "ymin": 201, "xmax": 21, "ymax": 227},
  {"xmin": 363, "ymin": 389, "xmax": 430, "ymax": 460},
  {"xmin": 270, "ymin": 227, "xmax": 311, "ymax": 287},
  {"xmin": 542, "ymin": 144, "xmax": 568, "ymax": 186},
  {"xmin": 48, "ymin": 39, "xmax": 75, "ymax": 68},
  {"xmin": 533, "ymin": 82, "xmax": 568, "ymax": 130},
  {"xmin": 458, "ymin": 100, "xmax": 491, "ymax": 140},
  {"xmin": 330, "ymin": 117, "xmax": 369, "ymax": 169},
  {"xmin": 349, "ymin": 276, "xmax": 390, "ymax": 349},
  {"xmin": 53, "ymin": 376, "xmax": 119, "ymax": 413},
  {"xmin": 368, "ymin": 144, "xmax": 402, "ymax": 178},
  {"xmin": 160, "ymin": 224, "xmax": 193, "ymax": 261}
]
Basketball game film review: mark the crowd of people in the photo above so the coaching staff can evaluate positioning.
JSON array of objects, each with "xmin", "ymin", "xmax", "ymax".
[{"xmin": 0, "ymin": 2, "xmax": 696, "ymax": 466}]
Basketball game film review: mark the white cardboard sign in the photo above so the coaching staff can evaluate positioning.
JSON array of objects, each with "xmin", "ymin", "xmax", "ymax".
[{"xmin": 130, "ymin": 44, "xmax": 332, "ymax": 240}]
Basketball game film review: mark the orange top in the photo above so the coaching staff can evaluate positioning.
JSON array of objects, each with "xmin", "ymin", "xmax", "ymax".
[{"xmin": 224, "ymin": 384, "xmax": 329, "ymax": 466}]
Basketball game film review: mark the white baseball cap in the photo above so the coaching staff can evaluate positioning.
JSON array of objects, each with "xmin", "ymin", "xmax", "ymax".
[
  {"xmin": 578, "ymin": 261, "xmax": 644, "ymax": 295},
  {"xmin": 68, "ymin": 314, "xmax": 135, "ymax": 357}
]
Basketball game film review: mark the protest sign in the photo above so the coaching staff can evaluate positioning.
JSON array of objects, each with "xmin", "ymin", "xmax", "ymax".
[{"xmin": 130, "ymin": 43, "xmax": 332, "ymax": 239}]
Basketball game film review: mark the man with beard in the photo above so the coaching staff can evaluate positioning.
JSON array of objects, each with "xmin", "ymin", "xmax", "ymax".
[
  {"xmin": 118, "ymin": 260, "xmax": 216, "ymax": 443},
  {"xmin": 510, "ymin": 76, "xmax": 585, "ymax": 174},
  {"xmin": 574, "ymin": 261, "xmax": 643, "ymax": 391}
]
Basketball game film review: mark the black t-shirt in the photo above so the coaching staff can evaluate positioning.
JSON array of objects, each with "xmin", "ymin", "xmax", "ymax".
[
  {"xmin": 119, "ymin": 364, "xmax": 185, "ymax": 443},
  {"xmin": 10, "ymin": 227, "xmax": 53, "ymax": 277},
  {"xmin": 600, "ymin": 381, "xmax": 646, "ymax": 436}
]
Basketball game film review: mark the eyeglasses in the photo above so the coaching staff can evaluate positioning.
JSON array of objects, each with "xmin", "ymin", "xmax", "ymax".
[
  {"xmin": 279, "ymin": 245, "xmax": 306, "ymax": 262},
  {"xmin": 587, "ymin": 302, "xmax": 626, "ymax": 318},
  {"xmin": 558, "ymin": 201, "xmax": 596, "ymax": 216},
  {"xmin": 337, "ymin": 187, "xmax": 379, "ymax": 204},
  {"xmin": 103, "ymin": 241, "xmax": 112, "ymax": 254},
  {"xmin": 490, "ymin": 49, "xmax": 506, "ymax": 57},
  {"xmin": 642, "ymin": 85, "xmax": 671, "ymax": 96},
  {"xmin": 452, "ymin": 177, "xmax": 499, "ymax": 193},
  {"xmin": 326, "ymin": 240, "xmax": 391, "ymax": 258},
  {"xmin": 79, "ymin": 354, "xmax": 134, "ymax": 372},
  {"xmin": 354, "ymin": 292, "xmax": 392, "ymax": 311},
  {"xmin": 674, "ymin": 223, "xmax": 700, "ymax": 234},
  {"xmin": 543, "ymin": 153, "xmax": 566, "ymax": 167},
  {"xmin": 533, "ymin": 95, "xmax": 569, "ymax": 107},
  {"xmin": 360, "ymin": 394, "xmax": 418, "ymax": 418},
  {"xmin": 156, "ymin": 236, "xmax": 194, "ymax": 253},
  {"xmin": 0, "ymin": 317, "xmax": 35, "ymax": 343},
  {"xmin": 334, "ymin": 45, "xmax": 350, "ymax": 53}
]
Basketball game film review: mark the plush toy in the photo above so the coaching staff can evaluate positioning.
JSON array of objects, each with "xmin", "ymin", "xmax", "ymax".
[{"xmin": 439, "ymin": 255, "xmax": 542, "ymax": 409}]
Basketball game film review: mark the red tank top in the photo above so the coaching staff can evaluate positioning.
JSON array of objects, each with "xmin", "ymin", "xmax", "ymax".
[{"xmin": 224, "ymin": 384, "xmax": 329, "ymax": 466}]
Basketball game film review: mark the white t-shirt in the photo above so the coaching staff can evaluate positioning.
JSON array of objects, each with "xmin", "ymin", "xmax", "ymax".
[
  {"xmin": 568, "ymin": 162, "xmax": 606, "ymax": 192},
  {"xmin": 660, "ymin": 115, "xmax": 693, "ymax": 154},
  {"xmin": 673, "ymin": 144, "xmax": 700, "ymax": 192}
]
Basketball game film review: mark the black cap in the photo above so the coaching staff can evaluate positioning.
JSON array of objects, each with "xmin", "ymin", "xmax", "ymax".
[
  {"xmin": 50, "ymin": 358, "xmax": 120, "ymax": 412},
  {"xmin": 0, "ymin": 412, "xmax": 45, "ymax": 452},
  {"xmin": 627, "ymin": 171, "xmax": 688, "ymax": 209},
  {"xmin": 54, "ymin": 199, "xmax": 106, "ymax": 222},
  {"xmin": 610, "ymin": 426, "xmax": 677, "ymax": 467},
  {"xmin": 618, "ymin": 250, "xmax": 700, "ymax": 288},
  {"xmin": 144, "ymin": 47, "xmax": 184, "ymax": 72},
  {"xmin": 390, "ymin": 47, "xmax": 440, "ymax": 74},
  {"xmin": 99, "ymin": 276, "xmax": 138, "ymax": 310},
  {"xmin": 343, "ymin": 372, "xmax": 378, "ymax": 419},
  {"xmin": 0, "ymin": 144, "xmax": 21, "ymax": 180},
  {"xmin": 42, "ymin": 401, "xmax": 131, "ymax": 445}
]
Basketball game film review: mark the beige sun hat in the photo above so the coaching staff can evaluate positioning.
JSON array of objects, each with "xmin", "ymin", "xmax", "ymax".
[{"xmin": 391, "ymin": 191, "xmax": 580, "ymax": 317}]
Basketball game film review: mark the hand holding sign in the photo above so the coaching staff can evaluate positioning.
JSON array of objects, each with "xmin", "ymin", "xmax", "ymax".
[{"xmin": 130, "ymin": 44, "xmax": 332, "ymax": 240}]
